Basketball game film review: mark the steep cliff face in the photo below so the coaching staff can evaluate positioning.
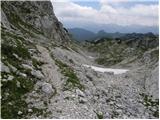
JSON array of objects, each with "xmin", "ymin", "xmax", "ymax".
[
  {"xmin": 1, "ymin": 1, "xmax": 70, "ymax": 46},
  {"xmin": 1, "ymin": 1, "xmax": 159, "ymax": 119}
]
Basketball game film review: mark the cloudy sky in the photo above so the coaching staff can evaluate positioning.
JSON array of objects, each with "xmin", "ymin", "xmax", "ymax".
[{"xmin": 51, "ymin": 0, "xmax": 159, "ymax": 32}]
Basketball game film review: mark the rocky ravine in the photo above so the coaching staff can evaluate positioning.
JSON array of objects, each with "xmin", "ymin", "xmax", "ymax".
[{"xmin": 1, "ymin": 1, "xmax": 159, "ymax": 119}]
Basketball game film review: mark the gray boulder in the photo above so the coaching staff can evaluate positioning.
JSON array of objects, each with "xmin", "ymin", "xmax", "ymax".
[
  {"xmin": 42, "ymin": 83, "xmax": 55, "ymax": 95},
  {"xmin": 22, "ymin": 64, "xmax": 33, "ymax": 70},
  {"xmin": 76, "ymin": 89, "xmax": 85, "ymax": 97},
  {"xmin": 31, "ymin": 70, "xmax": 44, "ymax": 79},
  {"xmin": 1, "ymin": 62, "xmax": 10, "ymax": 73},
  {"xmin": 7, "ymin": 75, "xmax": 14, "ymax": 81}
]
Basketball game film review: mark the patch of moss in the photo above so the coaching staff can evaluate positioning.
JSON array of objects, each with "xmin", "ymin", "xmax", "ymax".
[
  {"xmin": 96, "ymin": 112, "xmax": 104, "ymax": 119},
  {"xmin": 2, "ymin": 41, "xmax": 31, "ymax": 60},
  {"xmin": 54, "ymin": 59, "xmax": 84, "ymax": 91}
]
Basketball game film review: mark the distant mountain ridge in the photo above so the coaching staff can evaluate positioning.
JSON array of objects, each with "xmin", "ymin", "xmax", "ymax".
[
  {"xmin": 68, "ymin": 28, "xmax": 95, "ymax": 41},
  {"xmin": 67, "ymin": 23, "xmax": 158, "ymax": 33},
  {"xmin": 68, "ymin": 27, "xmax": 158, "ymax": 41},
  {"xmin": 68, "ymin": 28, "xmax": 125, "ymax": 41}
]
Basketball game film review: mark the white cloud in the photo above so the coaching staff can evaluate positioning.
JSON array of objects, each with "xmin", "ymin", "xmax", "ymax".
[{"xmin": 52, "ymin": 0, "xmax": 158, "ymax": 27}]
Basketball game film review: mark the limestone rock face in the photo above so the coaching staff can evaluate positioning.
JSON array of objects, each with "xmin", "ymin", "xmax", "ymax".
[{"xmin": 1, "ymin": 1, "xmax": 70, "ymax": 46}]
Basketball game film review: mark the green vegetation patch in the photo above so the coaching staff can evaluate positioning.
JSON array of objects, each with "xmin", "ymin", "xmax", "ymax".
[
  {"xmin": 1, "ymin": 69, "xmax": 47, "ymax": 118},
  {"xmin": 2, "ymin": 42, "xmax": 31, "ymax": 59},
  {"xmin": 32, "ymin": 58, "xmax": 45, "ymax": 70},
  {"xmin": 54, "ymin": 59, "xmax": 84, "ymax": 91},
  {"xmin": 28, "ymin": 108, "xmax": 52, "ymax": 118},
  {"xmin": 95, "ymin": 57, "xmax": 123, "ymax": 66},
  {"xmin": 95, "ymin": 112, "xmax": 104, "ymax": 119},
  {"xmin": 1, "ymin": 26, "xmax": 46, "ymax": 118},
  {"xmin": 1, "ymin": 40, "xmax": 31, "ymax": 71},
  {"xmin": 150, "ymin": 48, "xmax": 159, "ymax": 61},
  {"xmin": 1, "ymin": 72, "xmax": 35, "ymax": 118},
  {"xmin": 1, "ymin": 29, "xmax": 31, "ymax": 65},
  {"xmin": 84, "ymin": 38, "xmax": 129, "ymax": 66}
]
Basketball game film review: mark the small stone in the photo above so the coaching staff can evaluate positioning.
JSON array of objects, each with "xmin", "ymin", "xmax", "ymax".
[
  {"xmin": 19, "ymin": 73, "xmax": 27, "ymax": 77},
  {"xmin": 5, "ymin": 92, "xmax": 9, "ymax": 96},
  {"xmin": 31, "ymin": 70, "xmax": 44, "ymax": 79},
  {"xmin": 16, "ymin": 81, "xmax": 21, "ymax": 88},
  {"xmin": 38, "ymin": 115, "xmax": 42, "ymax": 118},
  {"xmin": 8, "ymin": 64, "xmax": 17, "ymax": 72},
  {"xmin": 2, "ymin": 79, "xmax": 7, "ymax": 82},
  {"xmin": 18, "ymin": 111, "xmax": 23, "ymax": 115},
  {"xmin": 8, "ymin": 102, "xmax": 13, "ymax": 105},
  {"xmin": 109, "ymin": 101, "xmax": 114, "ymax": 105},
  {"xmin": 151, "ymin": 107, "xmax": 157, "ymax": 112},
  {"xmin": 22, "ymin": 64, "xmax": 32, "ymax": 70},
  {"xmin": 71, "ymin": 94, "xmax": 76, "ymax": 98},
  {"xmin": 1, "ymin": 62, "xmax": 10, "ymax": 73},
  {"xmin": 13, "ymin": 53, "xmax": 21, "ymax": 60},
  {"xmin": 76, "ymin": 89, "xmax": 85, "ymax": 97},
  {"xmin": 116, "ymin": 109, "xmax": 123, "ymax": 113},
  {"xmin": 28, "ymin": 109, "xmax": 33, "ymax": 113},
  {"xmin": 116, "ymin": 104, "xmax": 123, "ymax": 108},
  {"xmin": 7, "ymin": 75, "xmax": 14, "ymax": 81},
  {"xmin": 122, "ymin": 115, "xmax": 128, "ymax": 119},
  {"xmin": 79, "ymin": 97, "xmax": 87, "ymax": 103}
]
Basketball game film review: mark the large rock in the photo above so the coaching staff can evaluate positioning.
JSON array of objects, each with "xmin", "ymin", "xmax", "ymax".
[
  {"xmin": 1, "ymin": 62, "xmax": 10, "ymax": 73},
  {"xmin": 22, "ymin": 64, "xmax": 33, "ymax": 70},
  {"xmin": 7, "ymin": 75, "xmax": 14, "ymax": 81},
  {"xmin": 31, "ymin": 70, "xmax": 44, "ymax": 79},
  {"xmin": 41, "ymin": 82, "xmax": 55, "ymax": 95},
  {"xmin": 76, "ymin": 89, "xmax": 85, "ymax": 97}
]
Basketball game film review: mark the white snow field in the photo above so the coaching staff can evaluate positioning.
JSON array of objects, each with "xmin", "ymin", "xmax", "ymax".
[{"xmin": 83, "ymin": 64, "xmax": 129, "ymax": 75}]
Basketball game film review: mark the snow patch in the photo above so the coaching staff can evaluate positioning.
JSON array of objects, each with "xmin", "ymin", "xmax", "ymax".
[{"xmin": 83, "ymin": 64, "xmax": 129, "ymax": 75}]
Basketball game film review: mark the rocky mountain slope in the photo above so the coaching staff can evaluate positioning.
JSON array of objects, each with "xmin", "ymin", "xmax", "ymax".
[
  {"xmin": 1, "ymin": 1, "xmax": 159, "ymax": 119},
  {"xmin": 84, "ymin": 33, "xmax": 158, "ymax": 67}
]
